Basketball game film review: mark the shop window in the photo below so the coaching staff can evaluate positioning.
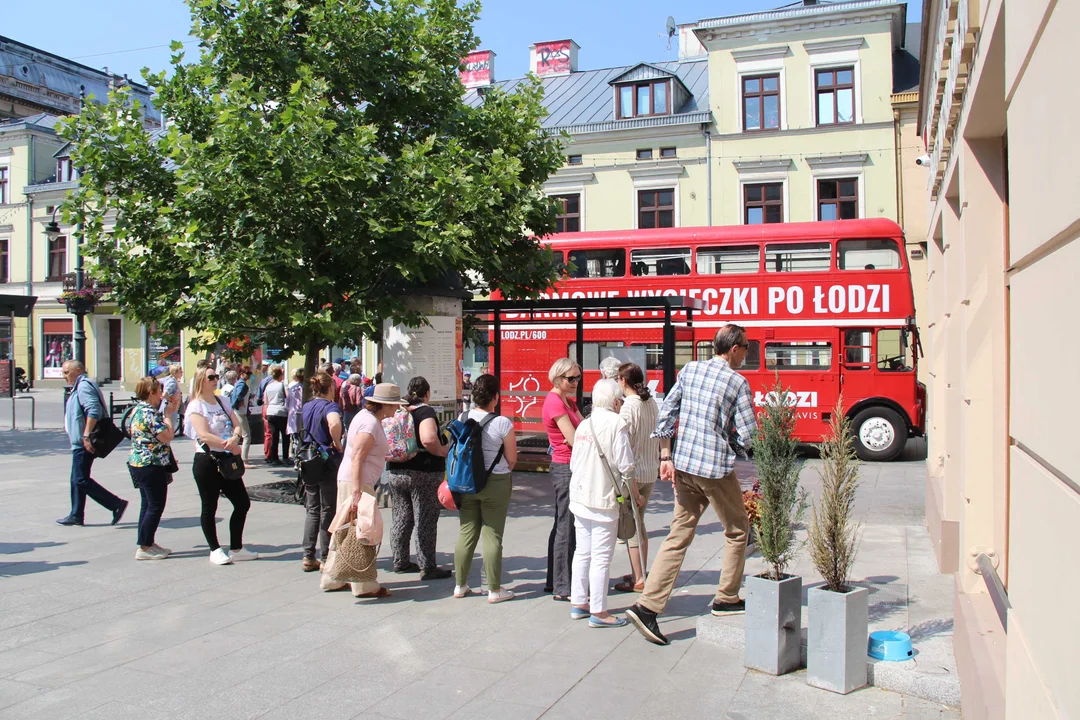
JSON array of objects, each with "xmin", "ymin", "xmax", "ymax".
[
  {"xmin": 816, "ymin": 67, "xmax": 855, "ymax": 125},
  {"xmin": 744, "ymin": 183, "xmax": 783, "ymax": 224},
  {"xmin": 42, "ymin": 318, "xmax": 73, "ymax": 379},
  {"xmin": 876, "ymin": 328, "xmax": 914, "ymax": 372},
  {"xmin": 837, "ymin": 238, "xmax": 901, "ymax": 270},
  {"xmin": 697, "ymin": 245, "xmax": 760, "ymax": 275},
  {"xmin": 630, "ymin": 247, "xmax": 691, "ymax": 276},
  {"xmin": 638, "ymin": 189, "xmax": 674, "ymax": 229},
  {"xmin": 743, "ymin": 74, "xmax": 780, "ymax": 131},
  {"xmin": 146, "ymin": 324, "xmax": 182, "ymax": 374},
  {"xmin": 818, "ymin": 178, "xmax": 859, "ymax": 221},
  {"xmin": 567, "ymin": 249, "xmax": 625, "ymax": 278},
  {"xmin": 765, "ymin": 242, "xmax": 831, "ymax": 272},
  {"xmin": 765, "ymin": 341, "xmax": 832, "ymax": 370},
  {"xmin": 0, "ymin": 318, "xmax": 11, "ymax": 360},
  {"xmin": 552, "ymin": 194, "xmax": 581, "ymax": 233}
]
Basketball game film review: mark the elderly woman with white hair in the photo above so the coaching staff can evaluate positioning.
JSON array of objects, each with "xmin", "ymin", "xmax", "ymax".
[{"xmin": 568, "ymin": 378, "xmax": 634, "ymax": 627}]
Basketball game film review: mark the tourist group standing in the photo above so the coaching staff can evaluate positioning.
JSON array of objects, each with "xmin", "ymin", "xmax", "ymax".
[{"xmin": 54, "ymin": 325, "xmax": 758, "ymax": 639}]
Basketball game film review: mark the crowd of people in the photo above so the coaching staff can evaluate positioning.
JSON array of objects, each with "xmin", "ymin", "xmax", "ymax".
[{"xmin": 55, "ymin": 323, "xmax": 759, "ymax": 645}]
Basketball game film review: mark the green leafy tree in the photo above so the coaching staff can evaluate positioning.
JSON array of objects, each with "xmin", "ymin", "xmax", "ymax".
[
  {"xmin": 61, "ymin": 0, "xmax": 566, "ymax": 384},
  {"xmin": 750, "ymin": 376, "xmax": 808, "ymax": 581},
  {"xmin": 808, "ymin": 397, "xmax": 862, "ymax": 592}
]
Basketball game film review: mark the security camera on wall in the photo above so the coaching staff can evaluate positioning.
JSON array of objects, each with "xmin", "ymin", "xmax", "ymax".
[{"xmin": 915, "ymin": 154, "xmax": 931, "ymax": 167}]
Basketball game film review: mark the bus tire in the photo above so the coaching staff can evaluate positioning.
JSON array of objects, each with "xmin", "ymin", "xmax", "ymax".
[{"xmin": 851, "ymin": 407, "xmax": 906, "ymax": 462}]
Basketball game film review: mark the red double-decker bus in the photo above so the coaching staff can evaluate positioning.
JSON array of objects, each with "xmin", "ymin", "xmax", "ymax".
[{"xmin": 488, "ymin": 219, "xmax": 924, "ymax": 461}]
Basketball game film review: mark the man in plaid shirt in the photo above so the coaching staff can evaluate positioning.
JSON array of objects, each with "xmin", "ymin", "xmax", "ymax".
[{"xmin": 627, "ymin": 324, "xmax": 758, "ymax": 646}]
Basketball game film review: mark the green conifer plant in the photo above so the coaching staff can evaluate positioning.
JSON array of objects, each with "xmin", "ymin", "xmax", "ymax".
[
  {"xmin": 750, "ymin": 375, "xmax": 808, "ymax": 581},
  {"xmin": 808, "ymin": 397, "xmax": 862, "ymax": 593}
]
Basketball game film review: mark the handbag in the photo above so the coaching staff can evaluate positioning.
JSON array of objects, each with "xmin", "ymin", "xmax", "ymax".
[
  {"xmin": 323, "ymin": 508, "xmax": 379, "ymax": 583},
  {"xmin": 591, "ymin": 419, "xmax": 637, "ymax": 542},
  {"xmin": 164, "ymin": 447, "xmax": 179, "ymax": 475},
  {"xmin": 71, "ymin": 377, "xmax": 126, "ymax": 458}
]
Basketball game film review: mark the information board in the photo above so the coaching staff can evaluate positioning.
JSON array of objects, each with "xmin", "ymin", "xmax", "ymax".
[{"xmin": 382, "ymin": 316, "xmax": 459, "ymax": 403}]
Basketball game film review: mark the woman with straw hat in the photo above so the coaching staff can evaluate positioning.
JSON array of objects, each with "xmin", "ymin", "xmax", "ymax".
[{"xmin": 321, "ymin": 383, "xmax": 406, "ymax": 598}]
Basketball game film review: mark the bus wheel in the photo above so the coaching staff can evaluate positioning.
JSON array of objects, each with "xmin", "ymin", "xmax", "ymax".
[{"xmin": 852, "ymin": 407, "xmax": 906, "ymax": 462}]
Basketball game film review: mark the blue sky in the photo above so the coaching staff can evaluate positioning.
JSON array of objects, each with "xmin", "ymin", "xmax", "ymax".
[{"xmin": 3, "ymin": 0, "xmax": 922, "ymax": 84}]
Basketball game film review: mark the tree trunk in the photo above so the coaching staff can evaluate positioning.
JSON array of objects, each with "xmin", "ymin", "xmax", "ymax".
[{"xmin": 302, "ymin": 334, "xmax": 321, "ymax": 404}]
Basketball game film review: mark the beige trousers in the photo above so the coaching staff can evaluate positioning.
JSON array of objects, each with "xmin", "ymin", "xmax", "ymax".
[{"xmin": 640, "ymin": 469, "xmax": 748, "ymax": 610}]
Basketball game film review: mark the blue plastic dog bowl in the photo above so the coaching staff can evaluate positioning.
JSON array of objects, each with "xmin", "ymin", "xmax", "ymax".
[{"xmin": 868, "ymin": 631, "xmax": 913, "ymax": 661}]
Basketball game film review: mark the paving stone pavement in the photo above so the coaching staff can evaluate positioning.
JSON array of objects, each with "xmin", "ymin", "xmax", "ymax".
[{"xmin": 0, "ymin": 427, "xmax": 960, "ymax": 719}]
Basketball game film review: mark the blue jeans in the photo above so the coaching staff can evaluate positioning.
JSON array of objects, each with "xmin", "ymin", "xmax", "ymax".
[
  {"xmin": 68, "ymin": 447, "xmax": 124, "ymax": 522},
  {"xmin": 129, "ymin": 464, "xmax": 169, "ymax": 547}
]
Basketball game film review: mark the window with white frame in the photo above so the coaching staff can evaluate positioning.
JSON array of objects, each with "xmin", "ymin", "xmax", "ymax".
[
  {"xmin": 0, "ymin": 166, "xmax": 9, "ymax": 204},
  {"xmin": 744, "ymin": 183, "xmax": 784, "ymax": 224},
  {"xmin": 815, "ymin": 67, "xmax": 855, "ymax": 126},
  {"xmin": 56, "ymin": 158, "xmax": 78, "ymax": 183}
]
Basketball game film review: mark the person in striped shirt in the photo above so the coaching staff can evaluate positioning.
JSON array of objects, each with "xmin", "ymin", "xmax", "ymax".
[{"xmin": 626, "ymin": 324, "xmax": 758, "ymax": 646}]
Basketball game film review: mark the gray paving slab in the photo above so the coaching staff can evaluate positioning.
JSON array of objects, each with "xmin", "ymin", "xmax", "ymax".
[{"xmin": 0, "ymin": 429, "xmax": 955, "ymax": 718}]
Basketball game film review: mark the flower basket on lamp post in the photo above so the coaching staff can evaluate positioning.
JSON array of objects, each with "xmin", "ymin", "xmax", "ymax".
[{"xmin": 60, "ymin": 287, "xmax": 103, "ymax": 315}]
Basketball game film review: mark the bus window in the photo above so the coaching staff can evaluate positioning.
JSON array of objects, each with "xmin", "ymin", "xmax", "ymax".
[
  {"xmin": 765, "ymin": 242, "xmax": 831, "ymax": 272},
  {"xmin": 876, "ymin": 329, "xmax": 913, "ymax": 372},
  {"xmin": 843, "ymin": 329, "xmax": 872, "ymax": 370},
  {"xmin": 698, "ymin": 339, "xmax": 761, "ymax": 369},
  {"xmin": 630, "ymin": 248, "xmax": 691, "ymax": 276},
  {"xmin": 568, "ymin": 341, "xmax": 641, "ymax": 371},
  {"xmin": 696, "ymin": 245, "xmax": 760, "ymax": 275},
  {"xmin": 567, "ymin": 249, "xmax": 625, "ymax": 278},
  {"xmin": 837, "ymin": 239, "xmax": 902, "ymax": 270},
  {"xmin": 765, "ymin": 341, "xmax": 832, "ymax": 370},
  {"xmin": 641, "ymin": 342, "xmax": 693, "ymax": 371}
]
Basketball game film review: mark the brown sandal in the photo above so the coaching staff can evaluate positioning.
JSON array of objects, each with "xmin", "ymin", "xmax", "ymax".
[
  {"xmin": 613, "ymin": 579, "xmax": 645, "ymax": 593},
  {"xmin": 357, "ymin": 586, "xmax": 392, "ymax": 598}
]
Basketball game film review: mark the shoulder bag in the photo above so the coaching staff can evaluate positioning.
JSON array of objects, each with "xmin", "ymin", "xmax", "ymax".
[
  {"xmin": 74, "ymin": 378, "xmax": 126, "ymax": 458},
  {"xmin": 197, "ymin": 398, "xmax": 245, "ymax": 480},
  {"xmin": 589, "ymin": 418, "xmax": 637, "ymax": 542}
]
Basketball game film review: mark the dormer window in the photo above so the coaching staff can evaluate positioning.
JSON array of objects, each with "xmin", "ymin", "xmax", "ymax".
[
  {"xmin": 56, "ymin": 158, "xmax": 78, "ymax": 183},
  {"xmin": 617, "ymin": 80, "xmax": 670, "ymax": 119}
]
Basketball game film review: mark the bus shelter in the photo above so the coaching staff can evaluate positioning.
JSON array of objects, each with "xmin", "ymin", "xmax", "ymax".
[
  {"xmin": 1, "ymin": 294, "xmax": 38, "ymax": 428},
  {"xmin": 463, "ymin": 295, "xmax": 705, "ymax": 412}
]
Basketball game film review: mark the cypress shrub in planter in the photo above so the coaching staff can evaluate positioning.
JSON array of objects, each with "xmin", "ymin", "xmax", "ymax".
[
  {"xmin": 745, "ymin": 376, "xmax": 807, "ymax": 676},
  {"xmin": 806, "ymin": 398, "xmax": 868, "ymax": 694}
]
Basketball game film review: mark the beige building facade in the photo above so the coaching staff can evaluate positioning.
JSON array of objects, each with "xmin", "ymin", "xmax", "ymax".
[{"xmin": 919, "ymin": 0, "xmax": 1078, "ymax": 717}]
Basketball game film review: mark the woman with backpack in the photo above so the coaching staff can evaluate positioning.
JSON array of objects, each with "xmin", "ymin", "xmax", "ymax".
[
  {"xmin": 299, "ymin": 372, "xmax": 343, "ymax": 573},
  {"xmin": 385, "ymin": 376, "xmax": 451, "ymax": 580},
  {"xmin": 451, "ymin": 374, "xmax": 517, "ymax": 603}
]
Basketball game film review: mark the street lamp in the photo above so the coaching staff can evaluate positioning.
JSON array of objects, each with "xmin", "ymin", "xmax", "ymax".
[{"xmin": 44, "ymin": 212, "xmax": 86, "ymax": 366}]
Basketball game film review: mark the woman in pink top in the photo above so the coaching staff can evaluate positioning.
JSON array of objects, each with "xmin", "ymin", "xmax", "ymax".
[
  {"xmin": 542, "ymin": 358, "xmax": 583, "ymax": 601},
  {"xmin": 321, "ymin": 383, "xmax": 404, "ymax": 598}
]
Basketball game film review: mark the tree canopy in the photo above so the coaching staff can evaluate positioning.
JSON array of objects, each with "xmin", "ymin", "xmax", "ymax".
[{"xmin": 62, "ymin": 0, "xmax": 565, "ymax": 369}]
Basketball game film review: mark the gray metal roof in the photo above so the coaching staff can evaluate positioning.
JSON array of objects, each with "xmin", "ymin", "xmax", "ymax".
[
  {"xmin": 0, "ymin": 112, "xmax": 61, "ymax": 133},
  {"xmin": 0, "ymin": 35, "xmax": 161, "ymax": 125},
  {"xmin": 464, "ymin": 58, "xmax": 710, "ymax": 135},
  {"xmin": 696, "ymin": 0, "xmax": 905, "ymax": 32}
]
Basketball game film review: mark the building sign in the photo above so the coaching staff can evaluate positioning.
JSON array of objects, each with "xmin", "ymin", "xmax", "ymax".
[
  {"xmin": 146, "ymin": 324, "xmax": 181, "ymax": 374},
  {"xmin": 383, "ymin": 315, "xmax": 458, "ymax": 403},
  {"xmin": 460, "ymin": 50, "xmax": 495, "ymax": 88},
  {"xmin": 533, "ymin": 40, "xmax": 573, "ymax": 76}
]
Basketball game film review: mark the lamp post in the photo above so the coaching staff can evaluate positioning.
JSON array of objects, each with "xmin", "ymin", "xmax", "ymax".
[{"xmin": 44, "ymin": 216, "xmax": 86, "ymax": 365}]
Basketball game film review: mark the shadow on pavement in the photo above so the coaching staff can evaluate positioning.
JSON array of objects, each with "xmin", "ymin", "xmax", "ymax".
[
  {"xmin": 0, "ymin": 541, "xmax": 66, "ymax": 555},
  {"xmin": 0, "ymin": 559, "xmax": 88, "ymax": 576}
]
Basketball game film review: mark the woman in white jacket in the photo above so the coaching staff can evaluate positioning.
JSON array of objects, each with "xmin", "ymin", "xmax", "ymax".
[{"xmin": 568, "ymin": 379, "xmax": 635, "ymax": 628}]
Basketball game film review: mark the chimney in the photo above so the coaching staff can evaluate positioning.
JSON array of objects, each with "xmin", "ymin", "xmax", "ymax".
[
  {"xmin": 529, "ymin": 40, "xmax": 579, "ymax": 77},
  {"xmin": 460, "ymin": 50, "xmax": 495, "ymax": 89}
]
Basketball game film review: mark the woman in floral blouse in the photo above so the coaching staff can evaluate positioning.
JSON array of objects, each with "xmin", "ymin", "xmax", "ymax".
[{"xmin": 128, "ymin": 376, "xmax": 180, "ymax": 560}]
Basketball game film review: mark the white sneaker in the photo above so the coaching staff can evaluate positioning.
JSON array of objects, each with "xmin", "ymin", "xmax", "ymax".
[
  {"xmin": 135, "ymin": 547, "xmax": 166, "ymax": 561},
  {"xmin": 453, "ymin": 584, "xmax": 472, "ymax": 598},
  {"xmin": 229, "ymin": 547, "xmax": 259, "ymax": 562},
  {"xmin": 488, "ymin": 589, "xmax": 515, "ymax": 604},
  {"xmin": 209, "ymin": 548, "xmax": 233, "ymax": 565},
  {"xmin": 151, "ymin": 543, "xmax": 172, "ymax": 556}
]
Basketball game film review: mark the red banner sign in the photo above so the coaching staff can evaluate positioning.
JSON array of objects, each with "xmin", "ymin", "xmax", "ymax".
[
  {"xmin": 534, "ymin": 40, "xmax": 572, "ymax": 76},
  {"xmin": 461, "ymin": 51, "xmax": 494, "ymax": 88}
]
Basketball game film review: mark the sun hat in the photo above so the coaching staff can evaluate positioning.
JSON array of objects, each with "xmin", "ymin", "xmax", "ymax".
[{"xmin": 367, "ymin": 383, "xmax": 408, "ymax": 405}]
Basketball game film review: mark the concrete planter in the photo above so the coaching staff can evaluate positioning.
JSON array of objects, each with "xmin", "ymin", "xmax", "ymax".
[
  {"xmin": 744, "ymin": 573, "xmax": 802, "ymax": 675},
  {"xmin": 807, "ymin": 585, "xmax": 869, "ymax": 694}
]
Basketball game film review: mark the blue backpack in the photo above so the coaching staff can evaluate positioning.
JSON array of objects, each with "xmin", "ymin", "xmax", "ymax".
[{"xmin": 446, "ymin": 413, "xmax": 504, "ymax": 495}]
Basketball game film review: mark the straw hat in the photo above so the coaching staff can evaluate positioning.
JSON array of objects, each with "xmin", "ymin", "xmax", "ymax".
[{"xmin": 367, "ymin": 383, "xmax": 407, "ymax": 405}]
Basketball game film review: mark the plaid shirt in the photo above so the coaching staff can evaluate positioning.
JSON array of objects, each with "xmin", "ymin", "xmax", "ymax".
[{"xmin": 652, "ymin": 357, "xmax": 758, "ymax": 479}]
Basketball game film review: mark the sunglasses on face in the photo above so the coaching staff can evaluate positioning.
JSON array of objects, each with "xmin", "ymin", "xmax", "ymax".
[
  {"xmin": 206, "ymin": 374, "xmax": 219, "ymax": 381},
  {"xmin": 563, "ymin": 375, "xmax": 582, "ymax": 383}
]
